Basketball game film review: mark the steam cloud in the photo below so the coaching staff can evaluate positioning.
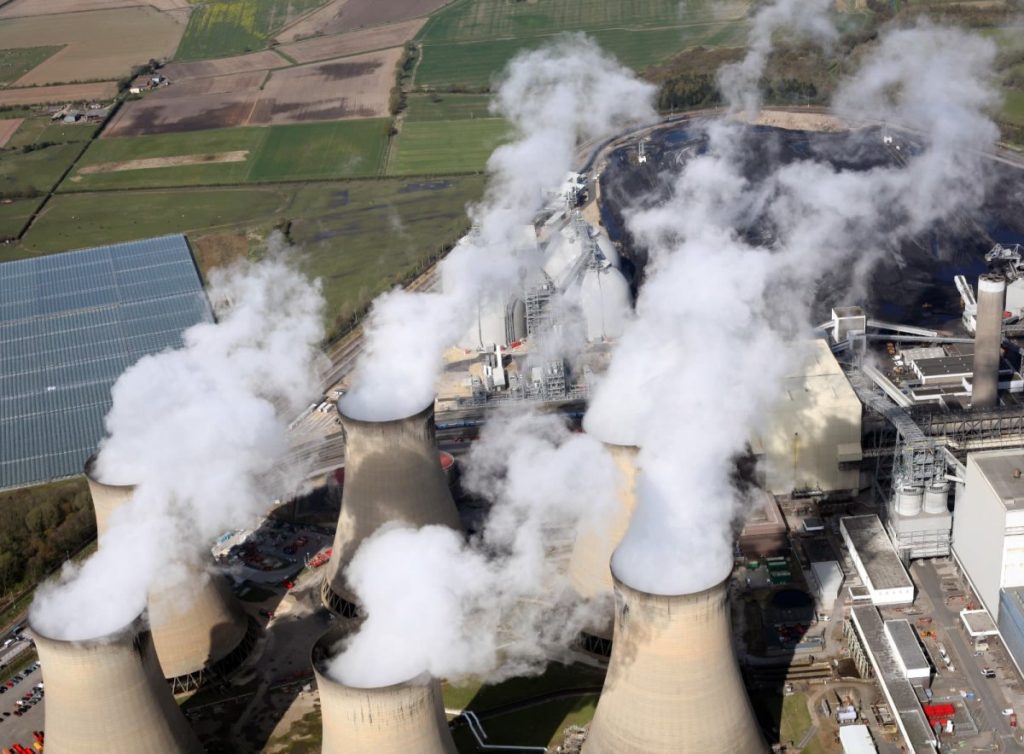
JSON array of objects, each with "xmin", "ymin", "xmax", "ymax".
[
  {"xmin": 588, "ymin": 17, "xmax": 1000, "ymax": 594},
  {"xmin": 339, "ymin": 35, "xmax": 656, "ymax": 421},
  {"xmin": 31, "ymin": 245, "xmax": 326, "ymax": 640},
  {"xmin": 328, "ymin": 409, "xmax": 618, "ymax": 687}
]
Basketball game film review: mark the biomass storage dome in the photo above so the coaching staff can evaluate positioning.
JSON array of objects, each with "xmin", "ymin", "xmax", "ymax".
[
  {"xmin": 84, "ymin": 455, "xmax": 255, "ymax": 691},
  {"xmin": 312, "ymin": 630, "xmax": 457, "ymax": 754},
  {"xmin": 580, "ymin": 264, "xmax": 631, "ymax": 342},
  {"xmin": 30, "ymin": 615, "xmax": 203, "ymax": 754},
  {"xmin": 321, "ymin": 401, "xmax": 461, "ymax": 616},
  {"xmin": 584, "ymin": 569, "xmax": 767, "ymax": 754}
]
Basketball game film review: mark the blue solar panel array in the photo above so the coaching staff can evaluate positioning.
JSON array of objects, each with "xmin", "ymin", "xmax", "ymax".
[{"xmin": 0, "ymin": 235, "xmax": 212, "ymax": 490}]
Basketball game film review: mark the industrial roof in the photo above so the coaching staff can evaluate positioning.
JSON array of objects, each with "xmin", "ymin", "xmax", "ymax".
[
  {"xmin": 841, "ymin": 515, "xmax": 914, "ymax": 592},
  {"xmin": 971, "ymin": 450, "xmax": 1024, "ymax": 509},
  {"xmin": 884, "ymin": 619, "xmax": 930, "ymax": 675},
  {"xmin": 0, "ymin": 235, "xmax": 210, "ymax": 490},
  {"xmin": 961, "ymin": 608, "xmax": 998, "ymax": 637},
  {"xmin": 838, "ymin": 724, "xmax": 877, "ymax": 754}
]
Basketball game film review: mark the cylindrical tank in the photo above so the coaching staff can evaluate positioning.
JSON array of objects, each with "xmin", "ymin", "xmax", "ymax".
[
  {"xmin": 923, "ymin": 483, "xmax": 950, "ymax": 514},
  {"xmin": 583, "ymin": 570, "xmax": 767, "ymax": 754},
  {"xmin": 321, "ymin": 402, "xmax": 461, "ymax": 616},
  {"xmin": 580, "ymin": 265, "xmax": 631, "ymax": 342},
  {"xmin": 30, "ymin": 615, "xmax": 203, "ymax": 754},
  {"xmin": 895, "ymin": 486, "xmax": 923, "ymax": 517},
  {"xmin": 972, "ymin": 273, "xmax": 1006, "ymax": 409},
  {"xmin": 84, "ymin": 455, "xmax": 252, "ymax": 689},
  {"xmin": 312, "ymin": 630, "xmax": 456, "ymax": 754}
]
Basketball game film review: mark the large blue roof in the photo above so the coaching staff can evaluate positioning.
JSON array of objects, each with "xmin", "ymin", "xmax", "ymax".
[{"xmin": 0, "ymin": 235, "xmax": 211, "ymax": 490}]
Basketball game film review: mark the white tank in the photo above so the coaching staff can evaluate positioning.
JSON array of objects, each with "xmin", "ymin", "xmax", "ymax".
[
  {"xmin": 895, "ymin": 486, "xmax": 924, "ymax": 517},
  {"xmin": 581, "ymin": 264, "xmax": 631, "ymax": 342},
  {"xmin": 596, "ymin": 235, "xmax": 620, "ymax": 268},
  {"xmin": 458, "ymin": 291, "xmax": 525, "ymax": 350},
  {"xmin": 923, "ymin": 483, "xmax": 950, "ymax": 514}
]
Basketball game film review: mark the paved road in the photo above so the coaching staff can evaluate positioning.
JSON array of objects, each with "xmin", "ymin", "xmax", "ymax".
[
  {"xmin": 0, "ymin": 664, "xmax": 43, "ymax": 752},
  {"xmin": 912, "ymin": 559, "xmax": 1023, "ymax": 750}
]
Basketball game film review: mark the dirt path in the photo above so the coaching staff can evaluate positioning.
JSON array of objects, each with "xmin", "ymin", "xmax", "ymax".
[{"xmin": 78, "ymin": 150, "xmax": 249, "ymax": 174}]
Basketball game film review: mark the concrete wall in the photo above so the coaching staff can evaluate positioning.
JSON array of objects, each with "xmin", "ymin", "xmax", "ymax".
[{"xmin": 952, "ymin": 455, "xmax": 1009, "ymax": 619}]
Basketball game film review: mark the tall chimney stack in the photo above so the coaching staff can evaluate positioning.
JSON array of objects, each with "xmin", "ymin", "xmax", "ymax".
[
  {"xmin": 320, "ymin": 402, "xmax": 461, "ymax": 616},
  {"xmin": 30, "ymin": 615, "xmax": 204, "ymax": 753},
  {"xmin": 84, "ymin": 456, "xmax": 253, "ymax": 690},
  {"xmin": 583, "ymin": 568, "xmax": 766, "ymax": 753},
  {"xmin": 972, "ymin": 273, "xmax": 1006, "ymax": 409},
  {"xmin": 312, "ymin": 630, "xmax": 457, "ymax": 754}
]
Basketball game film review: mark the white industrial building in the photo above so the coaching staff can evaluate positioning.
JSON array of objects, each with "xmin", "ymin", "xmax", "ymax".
[
  {"xmin": 951, "ymin": 449, "xmax": 1024, "ymax": 622},
  {"xmin": 755, "ymin": 340, "xmax": 862, "ymax": 497},
  {"xmin": 838, "ymin": 724, "xmax": 877, "ymax": 754},
  {"xmin": 840, "ymin": 516, "xmax": 914, "ymax": 606},
  {"xmin": 884, "ymin": 619, "xmax": 930, "ymax": 685},
  {"xmin": 809, "ymin": 561, "xmax": 844, "ymax": 613}
]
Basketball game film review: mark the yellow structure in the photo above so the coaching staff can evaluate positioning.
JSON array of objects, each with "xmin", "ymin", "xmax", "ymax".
[
  {"xmin": 31, "ymin": 616, "xmax": 203, "ymax": 754},
  {"xmin": 584, "ymin": 572, "xmax": 767, "ymax": 754},
  {"xmin": 755, "ymin": 340, "xmax": 862, "ymax": 497},
  {"xmin": 321, "ymin": 402, "xmax": 461, "ymax": 616},
  {"xmin": 84, "ymin": 456, "xmax": 252, "ymax": 690},
  {"xmin": 313, "ymin": 631, "xmax": 457, "ymax": 754}
]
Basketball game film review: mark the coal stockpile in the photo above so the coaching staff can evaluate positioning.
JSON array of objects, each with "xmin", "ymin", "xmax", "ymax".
[{"xmin": 598, "ymin": 122, "xmax": 1024, "ymax": 330}]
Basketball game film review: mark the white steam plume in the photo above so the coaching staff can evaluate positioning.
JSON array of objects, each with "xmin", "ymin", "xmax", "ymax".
[
  {"xmin": 328, "ymin": 409, "xmax": 618, "ymax": 687},
  {"xmin": 31, "ymin": 246, "xmax": 326, "ymax": 640},
  {"xmin": 588, "ymin": 19, "xmax": 1000, "ymax": 595},
  {"xmin": 339, "ymin": 35, "xmax": 656, "ymax": 421}
]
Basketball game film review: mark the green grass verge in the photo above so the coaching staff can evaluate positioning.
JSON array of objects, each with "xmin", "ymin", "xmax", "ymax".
[
  {"xmin": 0, "ymin": 142, "xmax": 81, "ymax": 198},
  {"xmin": 390, "ymin": 119, "xmax": 509, "ymax": 175},
  {"xmin": 12, "ymin": 176, "xmax": 486, "ymax": 337},
  {"xmin": 452, "ymin": 694, "xmax": 598, "ymax": 752},
  {"xmin": 0, "ymin": 46, "xmax": 62, "ymax": 86},
  {"xmin": 0, "ymin": 197, "xmax": 42, "ymax": 240},
  {"xmin": 63, "ymin": 121, "xmax": 390, "ymax": 191},
  {"xmin": 174, "ymin": 0, "xmax": 328, "ymax": 61},
  {"xmin": 415, "ymin": 22, "xmax": 747, "ymax": 90}
]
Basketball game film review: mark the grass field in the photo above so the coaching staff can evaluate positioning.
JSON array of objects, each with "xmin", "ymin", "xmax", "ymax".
[
  {"xmin": 404, "ymin": 94, "xmax": 495, "ymax": 121},
  {"xmin": 14, "ymin": 176, "xmax": 486, "ymax": 336},
  {"xmin": 175, "ymin": 0, "xmax": 329, "ymax": 61},
  {"xmin": 0, "ymin": 46, "xmax": 62, "ymax": 86},
  {"xmin": 0, "ymin": 197, "xmax": 42, "ymax": 240},
  {"xmin": 6, "ymin": 116, "xmax": 98, "ymax": 149},
  {"xmin": 63, "ymin": 120, "xmax": 390, "ymax": 191},
  {"xmin": 390, "ymin": 118, "xmax": 508, "ymax": 175},
  {"xmin": 0, "ymin": 142, "xmax": 81, "ymax": 198},
  {"xmin": 415, "ymin": 23, "xmax": 747, "ymax": 90}
]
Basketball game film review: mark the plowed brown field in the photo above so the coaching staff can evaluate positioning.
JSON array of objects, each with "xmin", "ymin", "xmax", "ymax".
[
  {"xmin": 0, "ymin": 0, "xmax": 189, "ymax": 19},
  {"xmin": 280, "ymin": 18, "xmax": 424, "ymax": 63},
  {"xmin": 0, "ymin": 119, "xmax": 23, "ymax": 147},
  {"xmin": 160, "ymin": 50, "xmax": 289, "ymax": 80},
  {"xmin": 277, "ymin": 0, "xmax": 448, "ymax": 42},
  {"xmin": 0, "ymin": 81, "xmax": 117, "ymax": 106}
]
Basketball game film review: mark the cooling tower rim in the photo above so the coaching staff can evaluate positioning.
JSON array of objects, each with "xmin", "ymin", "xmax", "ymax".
[
  {"xmin": 311, "ymin": 627, "xmax": 432, "ymax": 691},
  {"xmin": 609, "ymin": 561, "xmax": 730, "ymax": 600},
  {"xmin": 581, "ymin": 413, "xmax": 639, "ymax": 448},
  {"xmin": 83, "ymin": 452, "xmax": 136, "ymax": 490},
  {"xmin": 335, "ymin": 397, "xmax": 435, "ymax": 427},
  {"xmin": 29, "ymin": 610, "xmax": 146, "ymax": 647}
]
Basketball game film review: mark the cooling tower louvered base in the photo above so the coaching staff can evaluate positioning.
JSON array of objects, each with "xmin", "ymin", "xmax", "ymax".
[
  {"xmin": 31, "ymin": 618, "xmax": 204, "ymax": 754},
  {"xmin": 312, "ymin": 629, "xmax": 457, "ymax": 754},
  {"xmin": 583, "ymin": 575, "xmax": 767, "ymax": 754},
  {"xmin": 321, "ymin": 402, "xmax": 461, "ymax": 615}
]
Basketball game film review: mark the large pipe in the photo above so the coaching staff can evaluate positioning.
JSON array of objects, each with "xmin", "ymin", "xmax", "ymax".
[
  {"xmin": 84, "ymin": 456, "xmax": 252, "ymax": 689},
  {"xmin": 312, "ymin": 630, "xmax": 457, "ymax": 754},
  {"xmin": 583, "ymin": 569, "xmax": 767, "ymax": 754},
  {"xmin": 30, "ymin": 615, "xmax": 203, "ymax": 754},
  {"xmin": 321, "ymin": 402, "xmax": 461, "ymax": 616},
  {"xmin": 972, "ymin": 273, "xmax": 1006, "ymax": 409}
]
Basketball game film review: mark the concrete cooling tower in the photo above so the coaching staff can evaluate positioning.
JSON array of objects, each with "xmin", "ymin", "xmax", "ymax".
[
  {"xmin": 30, "ymin": 616, "xmax": 203, "ymax": 754},
  {"xmin": 84, "ymin": 456, "xmax": 254, "ymax": 691},
  {"xmin": 583, "ymin": 570, "xmax": 767, "ymax": 754},
  {"xmin": 321, "ymin": 402, "xmax": 461, "ymax": 616},
  {"xmin": 568, "ymin": 443, "xmax": 638, "ymax": 655},
  {"xmin": 312, "ymin": 630, "xmax": 457, "ymax": 754}
]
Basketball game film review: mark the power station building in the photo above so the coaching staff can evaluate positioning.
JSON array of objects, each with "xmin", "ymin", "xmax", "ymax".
[
  {"xmin": 85, "ymin": 456, "xmax": 255, "ymax": 691},
  {"xmin": 312, "ymin": 630, "xmax": 457, "ymax": 754},
  {"xmin": 321, "ymin": 402, "xmax": 461, "ymax": 616},
  {"xmin": 31, "ymin": 616, "xmax": 203, "ymax": 753},
  {"xmin": 839, "ymin": 516, "xmax": 914, "ymax": 606},
  {"xmin": 584, "ymin": 571, "xmax": 766, "ymax": 753}
]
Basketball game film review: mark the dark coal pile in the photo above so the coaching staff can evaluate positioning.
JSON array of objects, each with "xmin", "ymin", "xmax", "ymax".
[{"xmin": 599, "ymin": 122, "xmax": 1024, "ymax": 330}]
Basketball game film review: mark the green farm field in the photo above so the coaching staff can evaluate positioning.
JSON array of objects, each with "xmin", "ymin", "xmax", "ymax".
[
  {"xmin": 6, "ymin": 117, "xmax": 98, "ymax": 150},
  {"xmin": 0, "ymin": 142, "xmax": 81, "ymax": 199},
  {"xmin": 390, "ymin": 119, "xmax": 508, "ymax": 175},
  {"xmin": 404, "ymin": 94, "xmax": 495, "ymax": 121},
  {"xmin": 15, "ymin": 177, "xmax": 486, "ymax": 335},
  {"xmin": 174, "ymin": 0, "xmax": 328, "ymax": 61},
  {"xmin": 0, "ymin": 197, "xmax": 42, "ymax": 241},
  {"xmin": 415, "ymin": 23, "xmax": 748, "ymax": 90},
  {"xmin": 0, "ymin": 46, "xmax": 62, "ymax": 86},
  {"xmin": 62, "ymin": 120, "xmax": 390, "ymax": 191}
]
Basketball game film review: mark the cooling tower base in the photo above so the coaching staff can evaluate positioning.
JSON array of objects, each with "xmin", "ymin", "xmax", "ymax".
[
  {"xmin": 167, "ymin": 615, "xmax": 260, "ymax": 694},
  {"xmin": 574, "ymin": 630, "xmax": 612, "ymax": 660},
  {"xmin": 320, "ymin": 579, "xmax": 360, "ymax": 619}
]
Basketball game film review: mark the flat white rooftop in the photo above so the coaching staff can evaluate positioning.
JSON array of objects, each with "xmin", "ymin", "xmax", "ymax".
[
  {"xmin": 838, "ymin": 724, "xmax": 877, "ymax": 754},
  {"xmin": 884, "ymin": 619, "xmax": 930, "ymax": 678},
  {"xmin": 841, "ymin": 515, "xmax": 914, "ymax": 604}
]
